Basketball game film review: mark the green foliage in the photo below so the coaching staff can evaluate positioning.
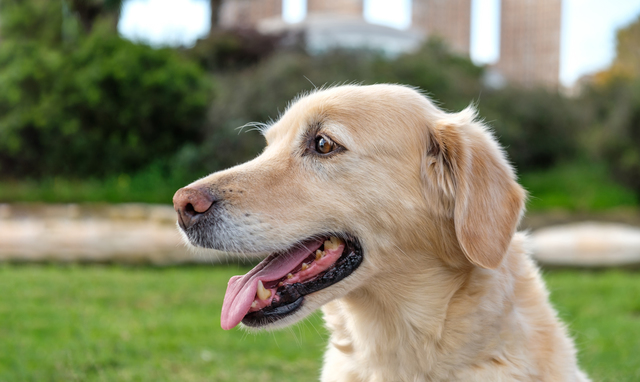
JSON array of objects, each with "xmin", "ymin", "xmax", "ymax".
[
  {"xmin": 596, "ymin": 14, "xmax": 640, "ymax": 82},
  {"xmin": 0, "ymin": 21, "xmax": 213, "ymax": 177},
  {"xmin": 583, "ymin": 79, "xmax": 640, "ymax": 196},
  {"xmin": 478, "ymin": 87, "xmax": 585, "ymax": 171},
  {"xmin": 373, "ymin": 39, "xmax": 484, "ymax": 111},
  {"xmin": 187, "ymin": 28, "xmax": 283, "ymax": 72},
  {"xmin": 0, "ymin": 265, "xmax": 637, "ymax": 381},
  {"xmin": 612, "ymin": 14, "xmax": 640, "ymax": 78},
  {"xmin": 0, "ymin": 41, "xmax": 64, "ymax": 159},
  {"xmin": 521, "ymin": 161, "xmax": 638, "ymax": 211},
  {"xmin": 0, "ymin": 0, "xmax": 66, "ymax": 46}
]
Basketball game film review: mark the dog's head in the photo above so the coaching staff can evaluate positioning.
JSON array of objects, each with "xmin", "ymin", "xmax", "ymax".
[{"xmin": 173, "ymin": 84, "xmax": 525, "ymax": 330}]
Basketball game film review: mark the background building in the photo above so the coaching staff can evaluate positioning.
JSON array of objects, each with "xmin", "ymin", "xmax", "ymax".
[
  {"xmin": 307, "ymin": 0, "xmax": 363, "ymax": 17},
  {"xmin": 219, "ymin": 0, "xmax": 562, "ymax": 88},
  {"xmin": 495, "ymin": 0, "xmax": 562, "ymax": 87},
  {"xmin": 219, "ymin": 0, "xmax": 282, "ymax": 29},
  {"xmin": 412, "ymin": 0, "xmax": 471, "ymax": 55}
]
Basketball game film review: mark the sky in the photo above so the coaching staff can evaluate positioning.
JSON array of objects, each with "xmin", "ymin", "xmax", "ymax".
[{"xmin": 119, "ymin": 0, "xmax": 640, "ymax": 86}]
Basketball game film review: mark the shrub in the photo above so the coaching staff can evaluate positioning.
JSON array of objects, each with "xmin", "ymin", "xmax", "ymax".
[
  {"xmin": 0, "ymin": 0, "xmax": 65, "ymax": 46},
  {"xmin": 592, "ymin": 79, "xmax": 640, "ymax": 195},
  {"xmin": 371, "ymin": 39, "xmax": 484, "ymax": 111},
  {"xmin": 186, "ymin": 28, "xmax": 283, "ymax": 72},
  {"xmin": 0, "ymin": 26, "xmax": 213, "ymax": 177},
  {"xmin": 478, "ymin": 87, "xmax": 585, "ymax": 171}
]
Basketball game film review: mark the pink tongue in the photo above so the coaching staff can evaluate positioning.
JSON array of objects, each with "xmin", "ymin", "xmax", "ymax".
[{"xmin": 220, "ymin": 239, "xmax": 323, "ymax": 330}]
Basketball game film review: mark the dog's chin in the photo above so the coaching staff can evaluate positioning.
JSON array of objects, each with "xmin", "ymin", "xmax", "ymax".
[{"xmin": 240, "ymin": 292, "xmax": 334, "ymax": 331}]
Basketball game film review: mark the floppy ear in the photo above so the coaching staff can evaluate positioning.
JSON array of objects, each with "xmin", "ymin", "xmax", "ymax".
[{"xmin": 426, "ymin": 108, "xmax": 526, "ymax": 269}]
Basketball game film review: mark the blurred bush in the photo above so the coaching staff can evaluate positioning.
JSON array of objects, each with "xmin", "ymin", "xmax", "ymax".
[
  {"xmin": 187, "ymin": 28, "xmax": 283, "ymax": 72},
  {"xmin": 582, "ymin": 79, "xmax": 640, "ymax": 195},
  {"xmin": 479, "ymin": 87, "xmax": 584, "ymax": 171},
  {"xmin": 0, "ymin": 2, "xmax": 212, "ymax": 178},
  {"xmin": 372, "ymin": 38, "xmax": 484, "ymax": 111},
  {"xmin": 0, "ymin": 0, "xmax": 66, "ymax": 45}
]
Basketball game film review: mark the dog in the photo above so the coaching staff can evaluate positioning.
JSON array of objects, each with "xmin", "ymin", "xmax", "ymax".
[{"xmin": 173, "ymin": 84, "xmax": 589, "ymax": 381}]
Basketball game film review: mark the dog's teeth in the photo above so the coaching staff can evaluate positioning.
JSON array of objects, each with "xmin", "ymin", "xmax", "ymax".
[
  {"xmin": 251, "ymin": 300, "xmax": 257, "ymax": 309},
  {"xmin": 257, "ymin": 280, "xmax": 271, "ymax": 300},
  {"xmin": 287, "ymin": 273, "xmax": 293, "ymax": 279},
  {"xmin": 301, "ymin": 262, "xmax": 309, "ymax": 271},
  {"xmin": 278, "ymin": 281, "xmax": 284, "ymax": 287},
  {"xmin": 316, "ymin": 250, "xmax": 322, "ymax": 261},
  {"xmin": 324, "ymin": 236, "xmax": 344, "ymax": 251}
]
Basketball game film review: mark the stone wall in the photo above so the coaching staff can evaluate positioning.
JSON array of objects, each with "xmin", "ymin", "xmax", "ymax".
[
  {"xmin": 2, "ymin": 204, "xmax": 640, "ymax": 268},
  {"xmin": 0, "ymin": 204, "xmax": 233, "ymax": 265}
]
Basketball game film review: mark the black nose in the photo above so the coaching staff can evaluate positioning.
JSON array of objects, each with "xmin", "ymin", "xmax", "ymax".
[{"xmin": 173, "ymin": 186, "xmax": 216, "ymax": 229}]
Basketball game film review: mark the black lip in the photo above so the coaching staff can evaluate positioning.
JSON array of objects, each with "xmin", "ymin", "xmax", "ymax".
[{"xmin": 241, "ymin": 236, "xmax": 363, "ymax": 328}]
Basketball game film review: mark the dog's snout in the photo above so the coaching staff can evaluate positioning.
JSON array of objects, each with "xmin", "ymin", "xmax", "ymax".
[{"xmin": 173, "ymin": 186, "xmax": 216, "ymax": 229}]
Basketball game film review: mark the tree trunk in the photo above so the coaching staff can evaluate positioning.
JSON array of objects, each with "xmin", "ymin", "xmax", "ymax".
[
  {"xmin": 210, "ymin": 0, "xmax": 223, "ymax": 34},
  {"xmin": 68, "ymin": 0, "xmax": 122, "ymax": 34}
]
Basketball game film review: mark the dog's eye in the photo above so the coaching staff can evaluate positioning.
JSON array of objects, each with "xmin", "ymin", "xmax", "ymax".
[{"xmin": 315, "ymin": 135, "xmax": 337, "ymax": 154}]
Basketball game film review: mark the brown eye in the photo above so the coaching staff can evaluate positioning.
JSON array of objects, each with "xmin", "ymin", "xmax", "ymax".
[{"xmin": 315, "ymin": 135, "xmax": 336, "ymax": 154}]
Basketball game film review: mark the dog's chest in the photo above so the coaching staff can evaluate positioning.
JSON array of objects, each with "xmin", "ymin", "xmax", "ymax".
[{"xmin": 321, "ymin": 302, "xmax": 435, "ymax": 382}]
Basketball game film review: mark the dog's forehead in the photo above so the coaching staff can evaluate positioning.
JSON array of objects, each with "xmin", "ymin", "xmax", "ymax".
[{"xmin": 264, "ymin": 85, "xmax": 429, "ymax": 146}]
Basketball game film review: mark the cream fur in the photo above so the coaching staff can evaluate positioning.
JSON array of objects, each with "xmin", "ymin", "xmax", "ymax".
[{"xmin": 179, "ymin": 84, "xmax": 590, "ymax": 381}]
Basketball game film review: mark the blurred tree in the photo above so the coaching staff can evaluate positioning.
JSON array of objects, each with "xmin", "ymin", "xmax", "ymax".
[
  {"xmin": 594, "ymin": 15, "xmax": 640, "ymax": 84},
  {"xmin": 187, "ymin": 27, "xmax": 282, "ymax": 71},
  {"xmin": 580, "ymin": 15, "xmax": 640, "ymax": 195},
  {"xmin": 0, "ymin": 0, "xmax": 124, "ymax": 42},
  {"xmin": 0, "ymin": 2, "xmax": 213, "ymax": 177},
  {"xmin": 587, "ymin": 79, "xmax": 640, "ymax": 195},
  {"xmin": 479, "ymin": 87, "xmax": 584, "ymax": 171},
  {"xmin": 611, "ymin": 15, "xmax": 640, "ymax": 78},
  {"xmin": 0, "ymin": 0, "xmax": 66, "ymax": 46},
  {"xmin": 372, "ymin": 39, "xmax": 484, "ymax": 111}
]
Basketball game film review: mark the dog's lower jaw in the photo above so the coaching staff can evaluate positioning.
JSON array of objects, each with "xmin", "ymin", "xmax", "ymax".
[{"xmin": 320, "ymin": 234, "xmax": 589, "ymax": 382}]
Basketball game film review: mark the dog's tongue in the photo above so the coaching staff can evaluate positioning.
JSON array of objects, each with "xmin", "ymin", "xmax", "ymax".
[{"xmin": 220, "ymin": 239, "xmax": 323, "ymax": 330}]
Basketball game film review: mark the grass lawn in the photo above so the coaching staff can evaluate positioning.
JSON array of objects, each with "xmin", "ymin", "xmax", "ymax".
[
  {"xmin": 520, "ymin": 161, "xmax": 638, "ymax": 211},
  {"xmin": 2, "ymin": 161, "xmax": 638, "ymax": 213},
  {"xmin": 0, "ymin": 265, "xmax": 638, "ymax": 382},
  {"xmin": 0, "ymin": 169, "xmax": 194, "ymax": 205}
]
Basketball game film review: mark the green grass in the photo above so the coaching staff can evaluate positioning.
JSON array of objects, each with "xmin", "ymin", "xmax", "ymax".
[
  {"xmin": 521, "ymin": 161, "xmax": 638, "ymax": 211},
  {"xmin": 0, "ymin": 168, "xmax": 198, "ymax": 204},
  {"xmin": 0, "ymin": 265, "xmax": 327, "ymax": 382},
  {"xmin": 2, "ymin": 161, "xmax": 639, "ymax": 212},
  {"xmin": 0, "ymin": 265, "xmax": 638, "ymax": 381},
  {"xmin": 544, "ymin": 270, "xmax": 640, "ymax": 382}
]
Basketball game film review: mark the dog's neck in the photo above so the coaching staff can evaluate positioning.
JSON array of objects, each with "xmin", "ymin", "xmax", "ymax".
[{"xmin": 322, "ymin": 234, "xmax": 533, "ymax": 380}]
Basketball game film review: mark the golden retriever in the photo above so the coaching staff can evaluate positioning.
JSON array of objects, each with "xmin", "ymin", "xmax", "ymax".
[{"xmin": 173, "ymin": 84, "xmax": 589, "ymax": 381}]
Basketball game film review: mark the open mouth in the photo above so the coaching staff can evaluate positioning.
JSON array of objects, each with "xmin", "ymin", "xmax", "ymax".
[{"xmin": 220, "ymin": 235, "xmax": 363, "ymax": 329}]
